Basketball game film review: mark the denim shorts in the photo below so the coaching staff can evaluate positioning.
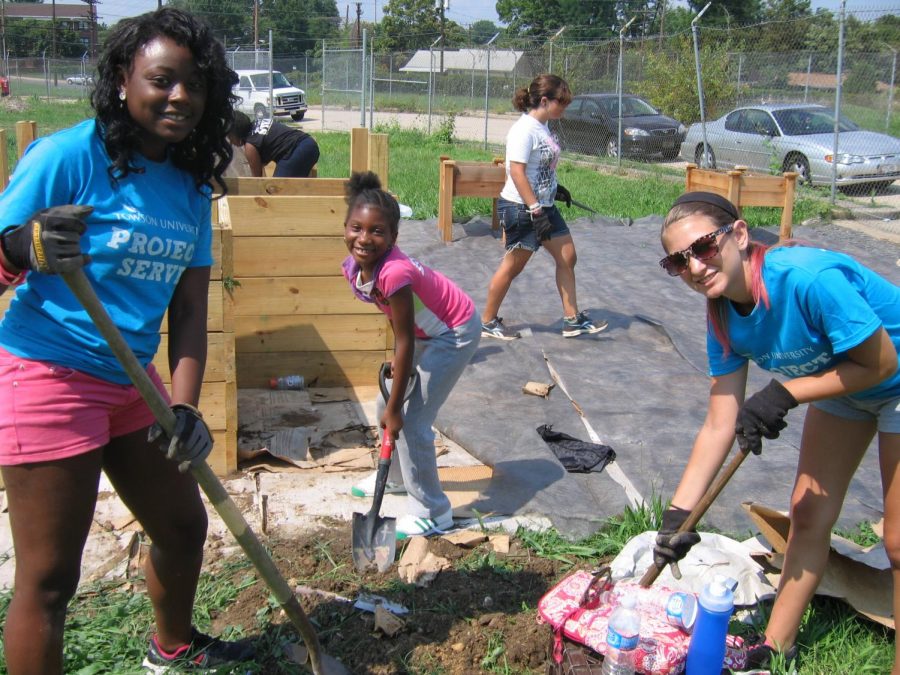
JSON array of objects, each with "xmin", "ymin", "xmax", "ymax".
[
  {"xmin": 498, "ymin": 198, "xmax": 570, "ymax": 253},
  {"xmin": 811, "ymin": 393, "xmax": 900, "ymax": 433}
]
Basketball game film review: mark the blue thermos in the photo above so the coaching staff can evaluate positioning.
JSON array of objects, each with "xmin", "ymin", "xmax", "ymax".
[{"xmin": 685, "ymin": 575, "xmax": 736, "ymax": 675}]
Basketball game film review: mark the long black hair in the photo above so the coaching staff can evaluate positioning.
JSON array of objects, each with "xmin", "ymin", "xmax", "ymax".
[{"xmin": 92, "ymin": 7, "xmax": 238, "ymax": 194}]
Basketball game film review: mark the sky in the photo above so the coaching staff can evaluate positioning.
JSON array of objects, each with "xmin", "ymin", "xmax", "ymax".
[{"xmin": 98, "ymin": 0, "xmax": 899, "ymax": 31}]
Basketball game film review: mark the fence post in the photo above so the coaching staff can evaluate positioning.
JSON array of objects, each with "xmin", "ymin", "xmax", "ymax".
[{"xmin": 831, "ymin": 0, "xmax": 846, "ymax": 204}]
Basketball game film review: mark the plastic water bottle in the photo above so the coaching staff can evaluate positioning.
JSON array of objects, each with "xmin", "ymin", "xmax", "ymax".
[
  {"xmin": 269, "ymin": 374, "xmax": 305, "ymax": 390},
  {"xmin": 601, "ymin": 593, "xmax": 640, "ymax": 675},
  {"xmin": 685, "ymin": 575, "xmax": 736, "ymax": 675}
]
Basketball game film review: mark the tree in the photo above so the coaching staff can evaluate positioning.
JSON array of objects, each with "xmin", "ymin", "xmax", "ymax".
[
  {"xmin": 167, "ymin": 0, "xmax": 254, "ymax": 47},
  {"xmin": 378, "ymin": 0, "xmax": 445, "ymax": 52},
  {"xmin": 259, "ymin": 0, "xmax": 340, "ymax": 54},
  {"xmin": 686, "ymin": 0, "xmax": 762, "ymax": 28},
  {"xmin": 635, "ymin": 34, "xmax": 737, "ymax": 123},
  {"xmin": 469, "ymin": 19, "xmax": 498, "ymax": 45}
]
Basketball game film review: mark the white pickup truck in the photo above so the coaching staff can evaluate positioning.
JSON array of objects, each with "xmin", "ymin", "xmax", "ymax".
[{"xmin": 233, "ymin": 69, "xmax": 308, "ymax": 121}]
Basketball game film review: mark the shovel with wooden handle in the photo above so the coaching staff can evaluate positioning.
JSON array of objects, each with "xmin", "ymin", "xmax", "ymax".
[
  {"xmin": 639, "ymin": 447, "xmax": 752, "ymax": 587},
  {"xmin": 61, "ymin": 268, "xmax": 348, "ymax": 675}
]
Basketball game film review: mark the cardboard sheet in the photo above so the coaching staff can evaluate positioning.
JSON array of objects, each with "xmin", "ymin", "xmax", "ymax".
[{"xmin": 742, "ymin": 501, "xmax": 893, "ymax": 629}]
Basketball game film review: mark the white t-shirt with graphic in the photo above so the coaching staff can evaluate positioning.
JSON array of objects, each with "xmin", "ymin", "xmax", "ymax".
[{"xmin": 500, "ymin": 113, "xmax": 560, "ymax": 207}]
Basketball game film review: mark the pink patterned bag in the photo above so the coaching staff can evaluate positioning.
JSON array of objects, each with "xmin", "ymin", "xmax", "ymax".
[{"xmin": 537, "ymin": 569, "xmax": 747, "ymax": 674}]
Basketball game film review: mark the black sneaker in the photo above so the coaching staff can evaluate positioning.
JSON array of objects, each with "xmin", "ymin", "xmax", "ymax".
[
  {"xmin": 734, "ymin": 634, "xmax": 799, "ymax": 673},
  {"xmin": 142, "ymin": 628, "xmax": 255, "ymax": 673},
  {"xmin": 481, "ymin": 316, "xmax": 520, "ymax": 340},
  {"xmin": 562, "ymin": 311, "xmax": 608, "ymax": 338}
]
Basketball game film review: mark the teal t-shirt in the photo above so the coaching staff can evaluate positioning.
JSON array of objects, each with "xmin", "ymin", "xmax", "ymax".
[
  {"xmin": 0, "ymin": 119, "xmax": 212, "ymax": 384},
  {"xmin": 707, "ymin": 246, "xmax": 900, "ymax": 400}
]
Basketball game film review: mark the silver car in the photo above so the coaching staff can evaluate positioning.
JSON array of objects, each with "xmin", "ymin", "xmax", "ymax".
[{"xmin": 679, "ymin": 103, "xmax": 900, "ymax": 192}]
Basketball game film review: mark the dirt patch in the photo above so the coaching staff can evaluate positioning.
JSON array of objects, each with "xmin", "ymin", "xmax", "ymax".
[{"xmin": 208, "ymin": 522, "xmax": 591, "ymax": 673}]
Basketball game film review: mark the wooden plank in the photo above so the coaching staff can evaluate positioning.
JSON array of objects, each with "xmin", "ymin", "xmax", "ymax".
[
  {"xmin": 226, "ymin": 196, "xmax": 346, "ymax": 236},
  {"xmin": 208, "ymin": 427, "xmax": 237, "ymax": 477},
  {"xmin": 154, "ymin": 332, "xmax": 233, "ymax": 384},
  {"xmin": 222, "ymin": 176, "xmax": 347, "ymax": 196},
  {"xmin": 350, "ymin": 127, "xmax": 368, "ymax": 174},
  {"xmin": 235, "ymin": 314, "xmax": 389, "ymax": 353},
  {"xmin": 236, "ymin": 349, "xmax": 386, "ymax": 388},
  {"xmin": 231, "ymin": 276, "xmax": 380, "ymax": 316},
  {"xmin": 0, "ymin": 129, "xmax": 8, "ymax": 190},
  {"xmin": 15, "ymin": 121, "xmax": 36, "ymax": 159},
  {"xmin": 232, "ymin": 236, "xmax": 347, "ymax": 277},
  {"xmin": 438, "ymin": 160, "xmax": 455, "ymax": 242},
  {"xmin": 369, "ymin": 132, "xmax": 389, "ymax": 188}
]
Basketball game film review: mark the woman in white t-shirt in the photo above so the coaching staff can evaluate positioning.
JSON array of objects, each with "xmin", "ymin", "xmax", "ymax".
[{"xmin": 480, "ymin": 73, "xmax": 607, "ymax": 341}]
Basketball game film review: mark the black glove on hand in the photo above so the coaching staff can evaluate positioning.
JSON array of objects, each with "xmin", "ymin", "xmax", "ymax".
[
  {"xmin": 148, "ymin": 403, "xmax": 213, "ymax": 473},
  {"xmin": 735, "ymin": 379, "xmax": 798, "ymax": 455},
  {"xmin": 654, "ymin": 507, "xmax": 701, "ymax": 571},
  {"xmin": 531, "ymin": 211, "xmax": 552, "ymax": 241},
  {"xmin": 555, "ymin": 184, "xmax": 572, "ymax": 208},
  {"xmin": 0, "ymin": 205, "xmax": 92, "ymax": 274}
]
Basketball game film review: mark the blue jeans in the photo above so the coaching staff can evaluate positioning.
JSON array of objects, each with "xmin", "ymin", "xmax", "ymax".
[
  {"xmin": 273, "ymin": 135, "xmax": 320, "ymax": 177},
  {"xmin": 379, "ymin": 312, "xmax": 482, "ymax": 518},
  {"xmin": 497, "ymin": 198, "xmax": 570, "ymax": 253}
]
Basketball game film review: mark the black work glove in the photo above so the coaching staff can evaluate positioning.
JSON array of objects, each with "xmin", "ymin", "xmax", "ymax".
[
  {"xmin": 654, "ymin": 507, "xmax": 701, "ymax": 575},
  {"xmin": 148, "ymin": 403, "xmax": 214, "ymax": 473},
  {"xmin": 0, "ymin": 205, "xmax": 92, "ymax": 274},
  {"xmin": 735, "ymin": 379, "xmax": 798, "ymax": 455},
  {"xmin": 555, "ymin": 184, "xmax": 572, "ymax": 208},
  {"xmin": 531, "ymin": 210, "xmax": 552, "ymax": 242}
]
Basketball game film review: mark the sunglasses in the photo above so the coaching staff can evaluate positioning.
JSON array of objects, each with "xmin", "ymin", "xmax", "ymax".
[{"xmin": 659, "ymin": 223, "xmax": 735, "ymax": 276}]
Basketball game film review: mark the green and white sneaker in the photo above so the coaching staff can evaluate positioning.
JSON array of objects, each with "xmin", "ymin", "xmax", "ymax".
[
  {"xmin": 350, "ymin": 471, "xmax": 406, "ymax": 498},
  {"xmin": 396, "ymin": 508, "xmax": 454, "ymax": 540},
  {"xmin": 562, "ymin": 311, "xmax": 608, "ymax": 338}
]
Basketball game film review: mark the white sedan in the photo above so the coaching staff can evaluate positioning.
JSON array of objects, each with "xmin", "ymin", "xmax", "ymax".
[{"xmin": 679, "ymin": 103, "xmax": 900, "ymax": 193}]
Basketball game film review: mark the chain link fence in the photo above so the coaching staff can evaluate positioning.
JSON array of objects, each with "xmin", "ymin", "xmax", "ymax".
[{"xmin": 5, "ymin": 7, "xmax": 897, "ymax": 195}]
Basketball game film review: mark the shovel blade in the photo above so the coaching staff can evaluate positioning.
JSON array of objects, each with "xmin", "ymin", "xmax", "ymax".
[{"xmin": 351, "ymin": 511, "xmax": 397, "ymax": 572}]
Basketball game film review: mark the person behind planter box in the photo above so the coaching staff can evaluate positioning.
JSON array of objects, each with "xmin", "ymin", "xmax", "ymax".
[
  {"xmin": 228, "ymin": 110, "xmax": 320, "ymax": 178},
  {"xmin": 0, "ymin": 8, "xmax": 256, "ymax": 673},
  {"xmin": 654, "ymin": 191, "xmax": 899, "ymax": 673},
  {"xmin": 342, "ymin": 171, "xmax": 481, "ymax": 539}
]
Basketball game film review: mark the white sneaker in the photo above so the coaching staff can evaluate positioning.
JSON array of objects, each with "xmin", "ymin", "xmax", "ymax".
[
  {"xmin": 395, "ymin": 507, "xmax": 454, "ymax": 540},
  {"xmin": 350, "ymin": 471, "xmax": 406, "ymax": 498}
]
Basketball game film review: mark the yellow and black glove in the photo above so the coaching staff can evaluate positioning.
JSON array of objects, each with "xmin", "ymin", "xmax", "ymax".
[{"xmin": 0, "ymin": 205, "xmax": 92, "ymax": 274}]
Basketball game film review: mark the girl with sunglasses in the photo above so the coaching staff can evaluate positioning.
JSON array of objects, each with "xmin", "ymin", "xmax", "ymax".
[{"xmin": 655, "ymin": 191, "xmax": 900, "ymax": 672}]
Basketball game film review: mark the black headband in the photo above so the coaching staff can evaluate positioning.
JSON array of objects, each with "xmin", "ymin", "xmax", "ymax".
[{"xmin": 671, "ymin": 191, "xmax": 740, "ymax": 220}]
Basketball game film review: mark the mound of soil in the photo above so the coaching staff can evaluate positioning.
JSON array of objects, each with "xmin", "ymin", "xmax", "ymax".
[{"xmin": 209, "ymin": 520, "xmax": 594, "ymax": 673}]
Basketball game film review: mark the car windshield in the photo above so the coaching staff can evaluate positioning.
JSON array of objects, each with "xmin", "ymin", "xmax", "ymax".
[
  {"xmin": 249, "ymin": 72, "xmax": 292, "ymax": 89},
  {"xmin": 772, "ymin": 108, "xmax": 859, "ymax": 135},
  {"xmin": 606, "ymin": 97, "xmax": 659, "ymax": 116}
]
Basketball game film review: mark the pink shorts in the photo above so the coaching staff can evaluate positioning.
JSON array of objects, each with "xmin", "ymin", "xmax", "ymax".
[{"xmin": 0, "ymin": 347, "xmax": 171, "ymax": 466}]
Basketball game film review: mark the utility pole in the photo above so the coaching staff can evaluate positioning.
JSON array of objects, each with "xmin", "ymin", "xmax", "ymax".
[
  {"xmin": 355, "ymin": 2, "xmax": 362, "ymax": 49},
  {"xmin": 438, "ymin": 0, "xmax": 446, "ymax": 72},
  {"xmin": 79, "ymin": 0, "xmax": 98, "ymax": 58},
  {"xmin": 253, "ymin": 0, "xmax": 259, "ymax": 50},
  {"xmin": 51, "ymin": 0, "xmax": 57, "ymax": 85}
]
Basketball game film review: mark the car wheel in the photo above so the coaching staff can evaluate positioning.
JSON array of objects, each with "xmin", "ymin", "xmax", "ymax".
[
  {"xmin": 67, "ymin": 78, "xmax": 74, "ymax": 85},
  {"xmin": 291, "ymin": 111, "xmax": 305, "ymax": 121},
  {"xmin": 604, "ymin": 137, "xmax": 619, "ymax": 158},
  {"xmin": 254, "ymin": 104, "xmax": 268, "ymax": 120},
  {"xmin": 694, "ymin": 144, "xmax": 716, "ymax": 168},
  {"xmin": 783, "ymin": 154, "xmax": 811, "ymax": 186}
]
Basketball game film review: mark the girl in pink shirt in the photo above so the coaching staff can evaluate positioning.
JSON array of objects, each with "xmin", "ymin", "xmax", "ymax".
[{"xmin": 342, "ymin": 171, "xmax": 481, "ymax": 538}]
